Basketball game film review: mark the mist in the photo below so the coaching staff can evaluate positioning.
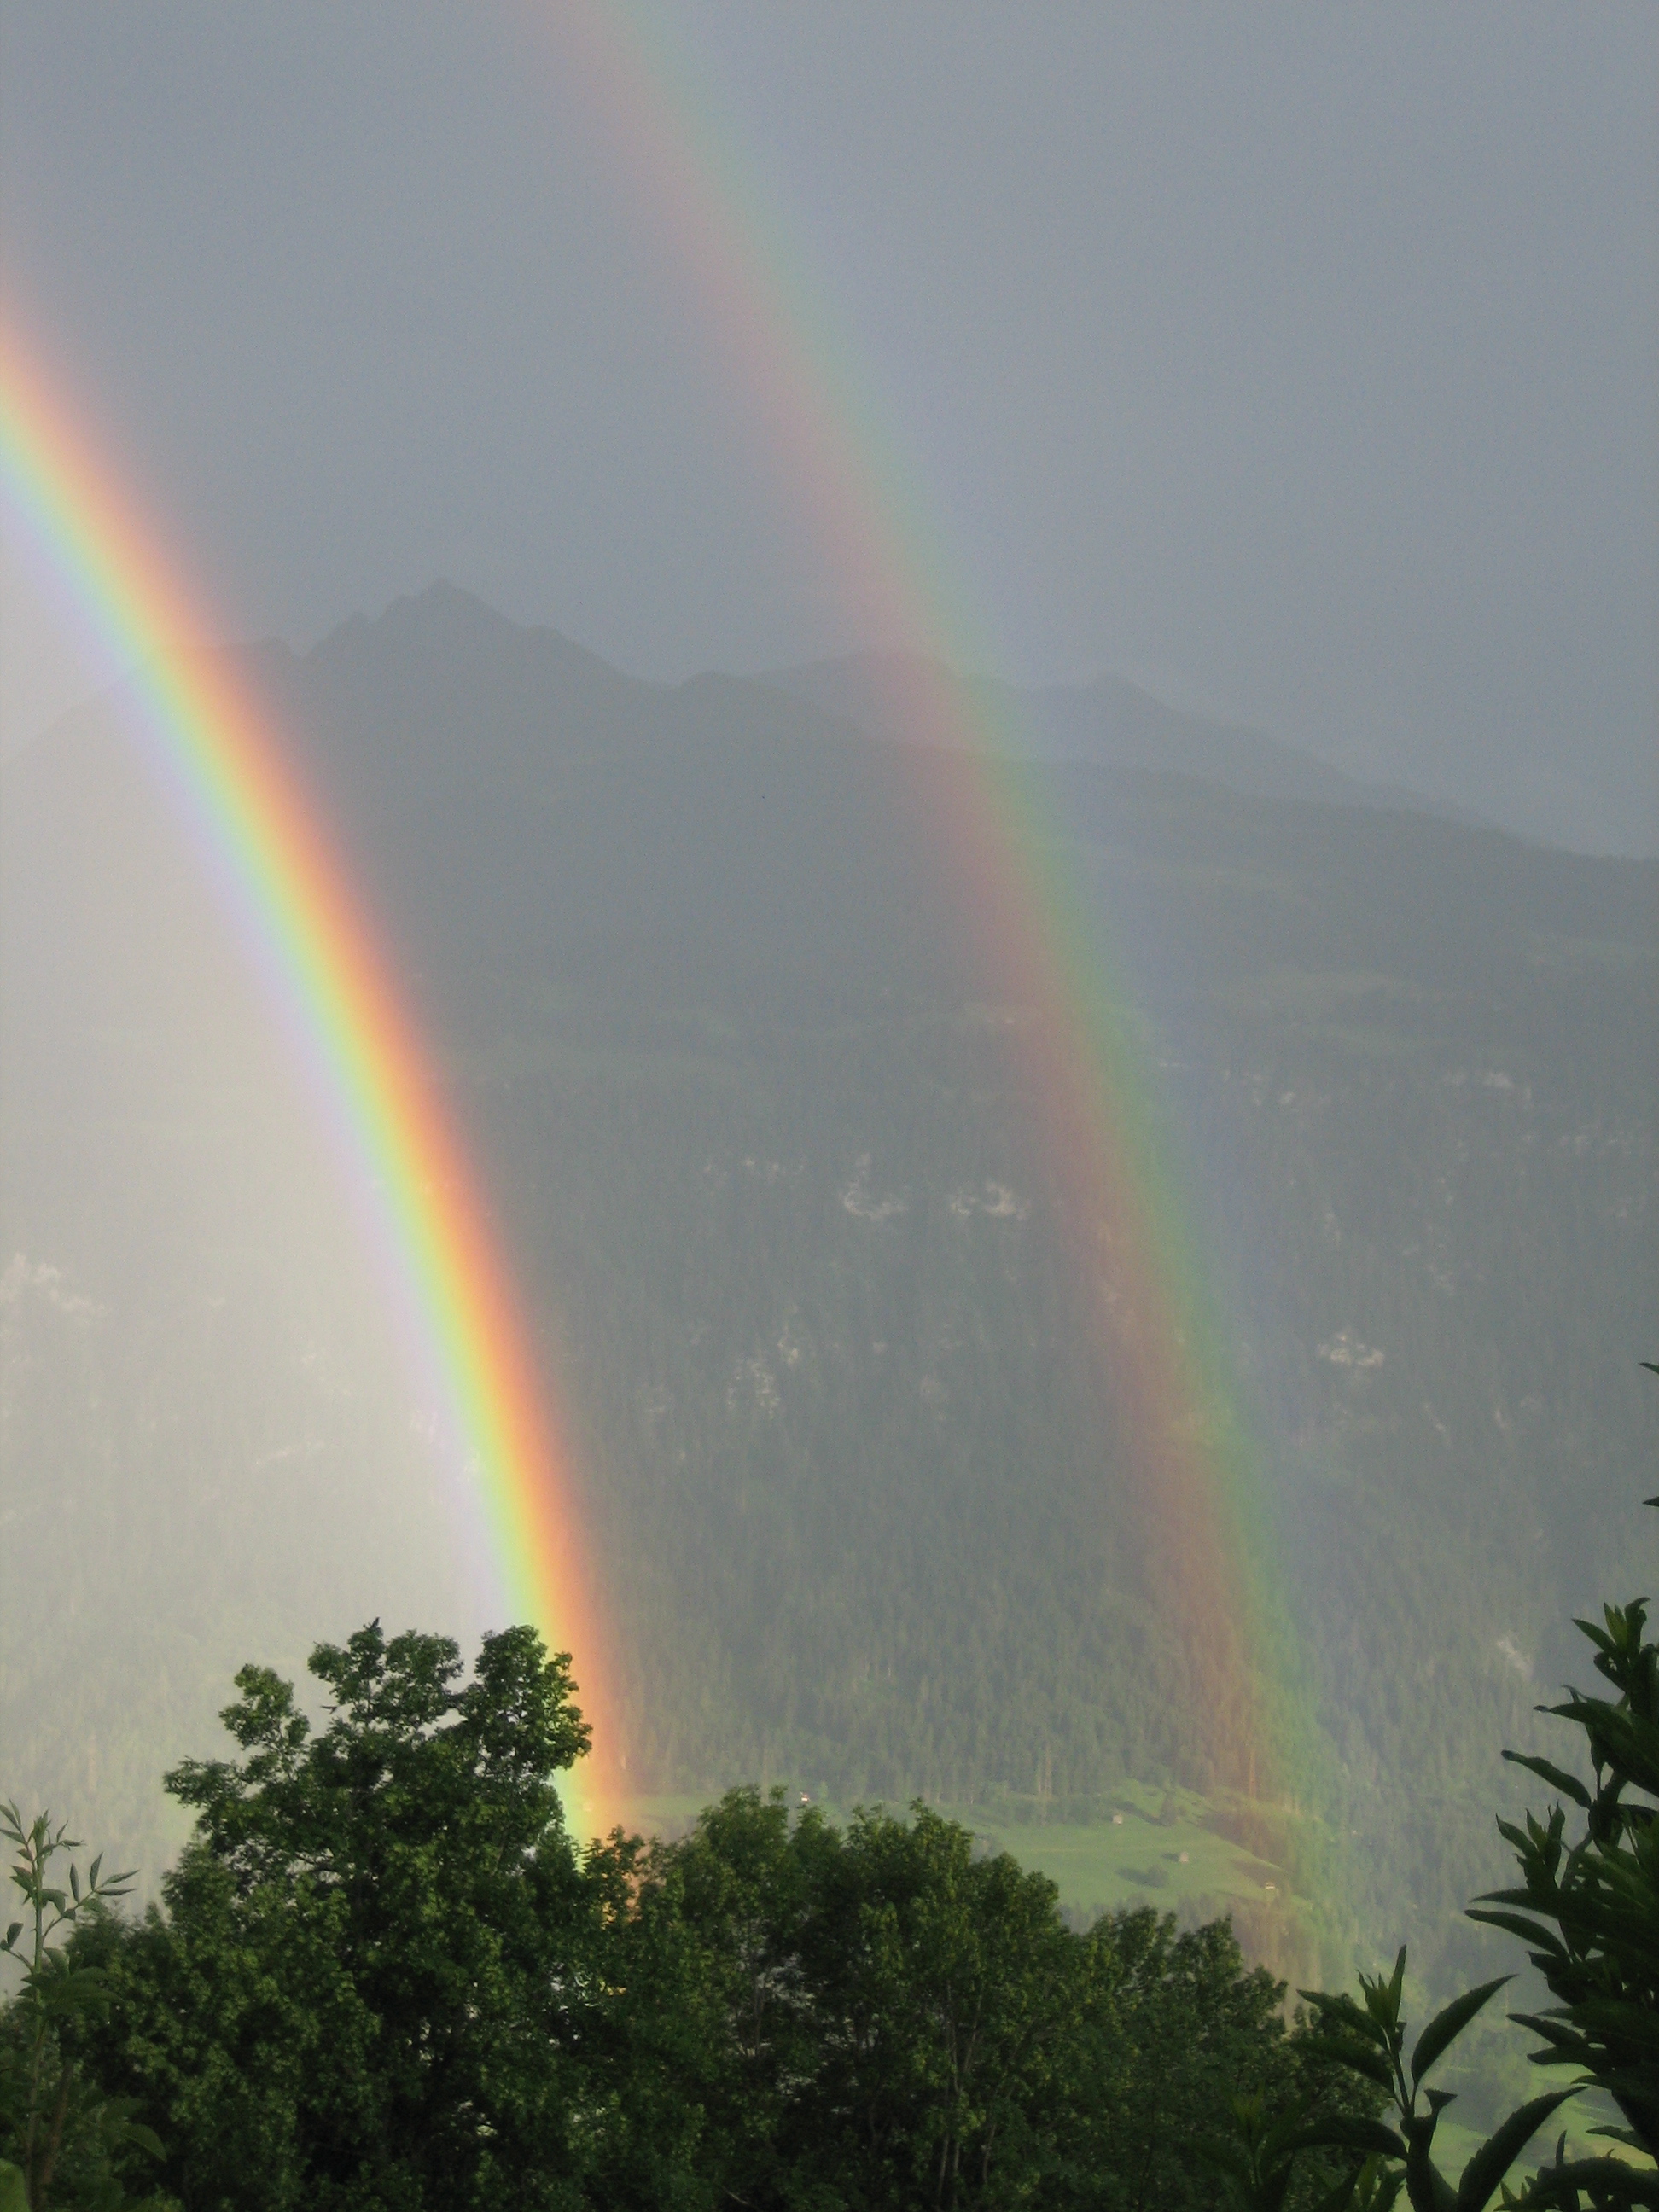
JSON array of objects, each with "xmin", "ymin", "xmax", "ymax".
[{"xmin": 1, "ymin": 673, "xmax": 489, "ymax": 1884}]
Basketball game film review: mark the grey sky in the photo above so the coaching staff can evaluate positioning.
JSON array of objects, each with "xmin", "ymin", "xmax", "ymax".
[{"xmin": 2, "ymin": 2, "xmax": 1654, "ymax": 851}]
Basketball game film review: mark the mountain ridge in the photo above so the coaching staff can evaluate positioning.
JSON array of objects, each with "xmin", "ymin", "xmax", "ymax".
[
  {"xmin": 286, "ymin": 583, "xmax": 1481, "ymax": 830},
  {"xmin": 764, "ymin": 644, "xmax": 1485, "ymax": 825}
]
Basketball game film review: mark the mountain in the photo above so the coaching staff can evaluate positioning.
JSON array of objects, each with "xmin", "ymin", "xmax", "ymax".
[
  {"xmin": 764, "ymin": 649, "xmax": 1479, "ymax": 822},
  {"xmin": 3, "ymin": 584, "xmax": 1655, "ymax": 1987}
]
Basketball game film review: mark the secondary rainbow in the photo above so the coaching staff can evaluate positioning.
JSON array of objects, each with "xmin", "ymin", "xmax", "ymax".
[
  {"xmin": 553, "ymin": 3, "xmax": 1304, "ymax": 1799},
  {"xmin": 0, "ymin": 331, "xmax": 619, "ymax": 1839}
]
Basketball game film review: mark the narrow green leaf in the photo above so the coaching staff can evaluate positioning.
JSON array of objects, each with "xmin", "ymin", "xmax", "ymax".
[
  {"xmin": 1300, "ymin": 2035, "xmax": 1396, "ymax": 2090},
  {"xmin": 1300, "ymin": 2118, "xmax": 1410, "ymax": 2161},
  {"xmin": 1465, "ymin": 1907, "xmax": 1569, "ymax": 1959},
  {"xmin": 1499, "ymin": 1752, "xmax": 1592, "ymax": 1809},
  {"xmin": 1454, "ymin": 2089, "xmax": 1577, "ymax": 2212},
  {"xmin": 1412, "ymin": 1978, "xmax": 1511, "ymax": 2087},
  {"xmin": 1359, "ymin": 2166, "xmax": 1405, "ymax": 2212}
]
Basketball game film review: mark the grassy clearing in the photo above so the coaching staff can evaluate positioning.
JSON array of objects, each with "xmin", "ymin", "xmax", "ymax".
[
  {"xmin": 938, "ymin": 1779, "xmax": 1285, "ymax": 1921},
  {"xmin": 598, "ymin": 1775, "xmax": 1285, "ymax": 1921}
]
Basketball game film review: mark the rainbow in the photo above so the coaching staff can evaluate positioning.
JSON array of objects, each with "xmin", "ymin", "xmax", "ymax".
[
  {"xmin": 549, "ymin": 3, "xmax": 1303, "ymax": 1801},
  {"xmin": 0, "ymin": 331, "xmax": 620, "ymax": 1841}
]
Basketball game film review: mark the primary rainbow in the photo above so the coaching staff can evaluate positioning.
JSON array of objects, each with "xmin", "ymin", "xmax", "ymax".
[
  {"xmin": 0, "ymin": 331, "xmax": 619, "ymax": 1840},
  {"xmin": 553, "ymin": 3, "xmax": 1304, "ymax": 1802}
]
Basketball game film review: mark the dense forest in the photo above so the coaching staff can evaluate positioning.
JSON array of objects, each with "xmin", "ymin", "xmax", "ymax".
[{"xmin": 3, "ymin": 587, "xmax": 1655, "ymax": 2000}]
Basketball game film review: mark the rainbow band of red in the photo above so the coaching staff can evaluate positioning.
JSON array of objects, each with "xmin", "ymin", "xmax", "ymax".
[
  {"xmin": 552, "ymin": 3, "xmax": 1299, "ymax": 1799},
  {"xmin": 0, "ymin": 332, "xmax": 618, "ymax": 1839}
]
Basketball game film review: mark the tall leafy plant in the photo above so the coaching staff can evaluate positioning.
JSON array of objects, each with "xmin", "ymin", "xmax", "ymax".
[
  {"xmin": 0, "ymin": 1804, "xmax": 160, "ymax": 2209},
  {"xmin": 1467, "ymin": 1505, "xmax": 1659, "ymax": 2199},
  {"xmin": 1223, "ymin": 1374, "xmax": 1659, "ymax": 2211}
]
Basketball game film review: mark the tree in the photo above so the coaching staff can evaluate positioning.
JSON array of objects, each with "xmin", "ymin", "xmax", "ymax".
[
  {"xmin": 1062, "ymin": 1907, "xmax": 1375, "ymax": 2212},
  {"xmin": 789, "ymin": 1797, "xmax": 1087, "ymax": 2204},
  {"xmin": 58, "ymin": 1630, "xmax": 1375, "ymax": 2208},
  {"xmin": 581, "ymin": 1786, "xmax": 1090, "ymax": 2208},
  {"xmin": 84, "ymin": 1623, "xmax": 595, "ymax": 2212},
  {"xmin": 584, "ymin": 1785, "xmax": 1373, "ymax": 2210}
]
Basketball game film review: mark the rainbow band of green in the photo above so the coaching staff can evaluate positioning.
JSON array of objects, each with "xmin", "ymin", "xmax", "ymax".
[
  {"xmin": 550, "ymin": 1, "xmax": 1306, "ymax": 1802},
  {"xmin": 0, "ymin": 330, "xmax": 618, "ymax": 1840}
]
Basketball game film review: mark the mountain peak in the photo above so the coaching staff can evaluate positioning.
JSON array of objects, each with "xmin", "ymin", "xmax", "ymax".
[
  {"xmin": 304, "ymin": 583, "xmax": 645, "ymax": 717},
  {"xmin": 308, "ymin": 580, "xmax": 523, "ymax": 668}
]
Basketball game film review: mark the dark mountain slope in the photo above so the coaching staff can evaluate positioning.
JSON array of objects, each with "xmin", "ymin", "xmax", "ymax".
[{"xmin": 3, "ymin": 586, "xmax": 1654, "ymax": 1984}]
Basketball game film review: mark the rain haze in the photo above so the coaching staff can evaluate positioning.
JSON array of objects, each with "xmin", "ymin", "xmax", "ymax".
[{"xmin": 1, "ymin": 7, "xmax": 1657, "ymax": 2172}]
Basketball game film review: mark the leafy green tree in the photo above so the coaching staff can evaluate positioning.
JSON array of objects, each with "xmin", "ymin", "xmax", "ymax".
[
  {"xmin": 584, "ymin": 1786, "xmax": 1089, "ymax": 2208},
  {"xmin": 793, "ymin": 1798, "xmax": 1086, "ymax": 2203},
  {"xmin": 1057, "ymin": 1908, "xmax": 1376, "ymax": 2212},
  {"xmin": 585, "ymin": 1788, "xmax": 1375, "ymax": 2210},
  {"xmin": 83, "ymin": 1624, "xmax": 596, "ymax": 2212},
  {"xmin": 57, "ymin": 1631, "xmax": 1377, "ymax": 2209}
]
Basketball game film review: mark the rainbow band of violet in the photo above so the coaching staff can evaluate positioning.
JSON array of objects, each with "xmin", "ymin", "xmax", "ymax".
[
  {"xmin": 0, "ymin": 330, "xmax": 619, "ymax": 1842},
  {"xmin": 551, "ymin": 0, "xmax": 1303, "ymax": 1804}
]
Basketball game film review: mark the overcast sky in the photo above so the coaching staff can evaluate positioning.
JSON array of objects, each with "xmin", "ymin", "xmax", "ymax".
[{"xmin": 3, "ymin": 2, "xmax": 1654, "ymax": 851}]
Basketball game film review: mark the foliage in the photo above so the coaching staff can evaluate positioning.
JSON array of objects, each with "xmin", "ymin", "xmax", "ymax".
[
  {"xmin": 79, "ymin": 1623, "xmax": 595, "ymax": 2212},
  {"xmin": 1197, "ymin": 2093, "xmax": 1403, "ymax": 2212},
  {"xmin": 8, "ymin": 1630, "xmax": 1381, "ymax": 2210},
  {"xmin": 1469, "ymin": 1534, "xmax": 1659, "ymax": 2157},
  {"xmin": 559, "ymin": 1780, "xmax": 1379, "ymax": 2210},
  {"xmin": 1253, "ymin": 1470, "xmax": 1659, "ymax": 2212},
  {"xmin": 585, "ymin": 1784, "xmax": 1092, "ymax": 2206},
  {"xmin": 1295, "ymin": 1949, "xmax": 1575, "ymax": 2209},
  {"xmin": 0, "ymin": 1803, "xmax": 161, "ymax": 2210},
  {"xmin": 15, "ymin": 1446, "xmax": 1655, "ymax": 2208}
]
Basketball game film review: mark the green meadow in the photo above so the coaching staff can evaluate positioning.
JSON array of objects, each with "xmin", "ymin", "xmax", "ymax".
[{"xmin": 606, "ymin": 1775, "xmax": 1286, "ymax": 1923}]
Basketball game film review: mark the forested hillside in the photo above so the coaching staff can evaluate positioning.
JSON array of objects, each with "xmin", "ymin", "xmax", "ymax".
[{"xmin": 3, "ymin": 585, "xmax": 1653, "ymax": 1989}]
